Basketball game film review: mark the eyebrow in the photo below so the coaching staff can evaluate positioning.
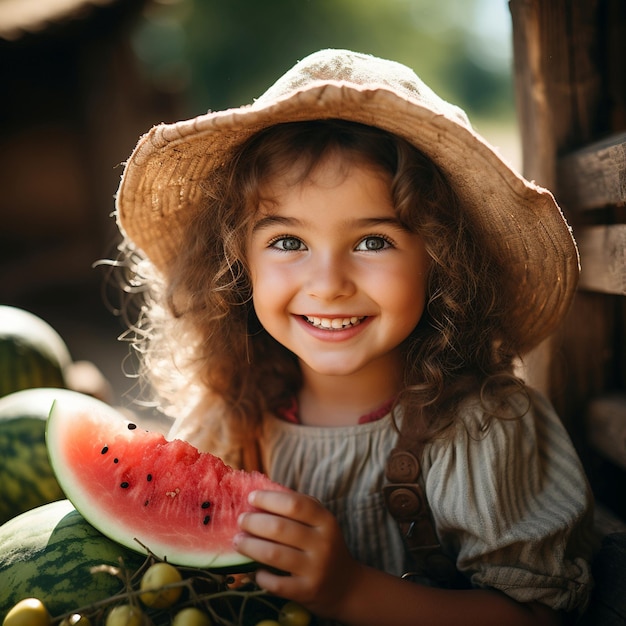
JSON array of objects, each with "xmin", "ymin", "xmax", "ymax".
[
  {"xmin": 251, "ymin": 215, "xmax": 296, "ymax": 233},
  {"xmin": 251, "ymin": 214, "xmax": 407, "ymax": 233}
]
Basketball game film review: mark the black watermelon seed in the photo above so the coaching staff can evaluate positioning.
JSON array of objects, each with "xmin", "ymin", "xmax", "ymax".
[
  {"xmin": 201, "ymin": 501, "xmax": 211, "ymax": 509},
  {"xmin": 120, "ymin": 482, "xmax": 129, "ymax": 489},
  {"xmin": 144, "ymin": 500, "xmax": 149, "ymax": 506},
  {"xmin": 147, "ymin": 474, "xmax": 152, "ymax": 482},
  {"xmin": 114, "ymin": 458, "xmax": 119, "ymax": 464},
  {"xmin": 101, "ymin": 446, "xmax": 108, "ymax": 454},
  {"xmin": 203, "ymin": 515, "xmax": 211, "ymax": 525},
  {"xmin": 127, "ymin": 423, "xmax": 137, "ymax": 430}
]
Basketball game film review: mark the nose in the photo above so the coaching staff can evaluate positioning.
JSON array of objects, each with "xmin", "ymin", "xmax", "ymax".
[{"xmin": 305, "ymin": 251, "xmax": 356, "ymax": 301}]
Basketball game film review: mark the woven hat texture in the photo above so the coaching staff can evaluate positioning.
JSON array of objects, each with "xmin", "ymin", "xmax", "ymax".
[{"xmin": 115, "ymin": 48, "xmax": 579, "ymax": 352}]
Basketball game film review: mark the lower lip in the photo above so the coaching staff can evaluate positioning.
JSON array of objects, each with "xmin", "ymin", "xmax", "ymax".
[{"xmin": 295, "ymin": 316, "xmax": 372, "ymax": 341}]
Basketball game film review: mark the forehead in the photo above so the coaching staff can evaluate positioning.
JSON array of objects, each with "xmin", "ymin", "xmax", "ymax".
[
  {"xmin": 252, "ymin": 157, "xmax": 395, "ymax": 231},
  {"xmin": 259, "ymin": 149, "xmax": 390, "ymax": 197}
]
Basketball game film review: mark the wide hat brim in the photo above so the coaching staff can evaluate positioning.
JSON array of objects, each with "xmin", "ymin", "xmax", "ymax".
[{"xmin": 116, "ymin": 49, "xmax": 579, "ymax": 353}]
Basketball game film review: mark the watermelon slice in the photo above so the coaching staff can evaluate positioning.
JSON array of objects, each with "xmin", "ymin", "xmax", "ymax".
[{"xmin": 45, "ymin": 390, "xmax": 285, "ymax": 569}]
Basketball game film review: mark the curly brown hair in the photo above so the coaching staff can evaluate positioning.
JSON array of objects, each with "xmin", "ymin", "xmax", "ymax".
[{"xmin": 116, "ymin": 119, "xmax": 524, "ymax": 450}]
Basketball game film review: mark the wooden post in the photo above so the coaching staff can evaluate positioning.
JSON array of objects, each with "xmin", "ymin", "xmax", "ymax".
[{"xmin": 509, "ymin": 0, "xmax": 607, "ymax": 448}]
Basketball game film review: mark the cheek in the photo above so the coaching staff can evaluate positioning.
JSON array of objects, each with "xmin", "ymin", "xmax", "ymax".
[
  {"xmin": 250, "ymin": 264, "xmax": 285, "ymax": 304},
  {"xmin": 375, "ymin": 261, "xmax": 427, "ymax": 301},
  {"xmin": 249, "ymin": 264, "xmax": 290, "ymax": 325},
  {"xmin": 382, "ymin": 269, "xmax": 428, "ymax": 328}
]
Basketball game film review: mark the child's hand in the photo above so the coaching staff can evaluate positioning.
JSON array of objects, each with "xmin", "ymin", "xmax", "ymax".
[{"xmin": 234, "ymin": 489, "xmax": 361, "ymax": 618}]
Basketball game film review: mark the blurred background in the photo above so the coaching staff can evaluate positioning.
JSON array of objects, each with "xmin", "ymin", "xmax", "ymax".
[{"xmin": 0, "ymin": 0, "xmax": 519, "ymax": 412}]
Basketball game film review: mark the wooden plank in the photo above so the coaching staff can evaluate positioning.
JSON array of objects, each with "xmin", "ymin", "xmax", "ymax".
[
  {"xmin": 509, "ymin": 0, "xmax": 565, "ymax": 188},
  {"xmin": 509, "ymin": 0, "xmax": 616, "ymax": 446},
  {"xmin": 509, "ymin": 0, "xmax": 603, "ymax": 188},
  {"xmin": 549, "ymin": 291, "xmax": 615, "ymax": 448},
  {"xmin": 557, "ymin": 132, "xmax": 626, "ymax": 211},
  {"xmin": 577, "ymin": 225, "xmax": 626, "ymax": 295},
  {"xmin": 605, "ymin": 0, "xmax": 626, "ymax": 129},
  {"xmin": 587, "ymin": 395, "xmax": 626, "ymax": 470}
]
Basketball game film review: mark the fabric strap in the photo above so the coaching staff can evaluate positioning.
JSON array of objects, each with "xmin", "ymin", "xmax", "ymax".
[{"xmin": 383, "ymin": 443, "xmax": 464, "ymax": 586}]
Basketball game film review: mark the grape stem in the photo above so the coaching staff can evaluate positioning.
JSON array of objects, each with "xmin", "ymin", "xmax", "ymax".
[{"xmin": 50, "ymin": 554, "xmax": 278, "ymax": 626}]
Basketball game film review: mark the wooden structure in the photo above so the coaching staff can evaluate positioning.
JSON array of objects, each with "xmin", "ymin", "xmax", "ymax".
[
  {"xmin": 511, "ymin": 4, "xmax": 626, "ymax": 621},
  {"xmin": 0, "ymin": 0, "xmax": 179, "ymax": 303},
  {"xmin": 510, "ymin": 0, "xmax": 626, "ymax": 528}
]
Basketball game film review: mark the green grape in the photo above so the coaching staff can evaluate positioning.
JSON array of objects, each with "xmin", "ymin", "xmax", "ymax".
[
  {"xmin": 104, "ymin": 605, "xmax": 143, "ymax": 626},
  {"xmin": 139, "ymin": 562, "xmax": 183, "ymax": 608},
  {"xmin": 171, "ymin": 607, "xmax": 213, "ymax": 626},
  {"xmin": 3, "ymin": 598, "xmax": 50, "ymax": 626},
  {"xmin": 278, "ymin": 601, "xmax": 312, "ymax": 626}
]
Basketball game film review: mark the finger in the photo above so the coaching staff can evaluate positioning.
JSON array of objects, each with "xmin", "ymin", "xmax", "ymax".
[
  {"xmin": 239, "ymin": 509, "xmax": 296, "ymax": 537},
  {"xmin": 238, "ymin": 510, "xmax": 314, "ymax": 551},
  {"xmin": 253, "ymin": 567, "xmax": 307, "ymax": 600},
  {"xmin": 249, "ymin": 489, "xmax": 326, "ymax": 524},
  {"xmin": 233, "ymin": 531, "xmax": 306, "ymax": 574}
]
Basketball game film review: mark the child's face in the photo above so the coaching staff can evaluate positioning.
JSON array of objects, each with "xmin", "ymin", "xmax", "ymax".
[{"xmin": 246, "ymin": 154, "xmax": 430, "ymax": 383}]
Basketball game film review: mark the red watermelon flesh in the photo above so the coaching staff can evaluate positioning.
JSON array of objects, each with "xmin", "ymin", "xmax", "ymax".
[{"xmin": 46, "ymin": 390, "xmax": 285, "ymax": 568}]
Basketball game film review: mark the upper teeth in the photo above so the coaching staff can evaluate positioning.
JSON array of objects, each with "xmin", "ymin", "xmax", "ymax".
[{"xmin": 304, "ymin": 316, "xmax": 364, "ymax": 329}]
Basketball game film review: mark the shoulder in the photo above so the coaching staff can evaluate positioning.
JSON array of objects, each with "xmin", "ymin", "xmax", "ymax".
[
  {"xmin": 422, "ymin": 386, "xmax": 590, "ymax": 509},
  {"xmin": 426, "ymin": 386, "xmax": 571, "ymax": 457},
  {"xmin": 420, "ymin": 386, "xmax": 594, "ymax": 549}
]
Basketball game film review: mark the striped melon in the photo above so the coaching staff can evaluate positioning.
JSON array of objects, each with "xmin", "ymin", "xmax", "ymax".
[
  {"xmin": 0, "ymin": 499, "xmax": 145, "ymax": 621},
  {"xmin": 0, "ymin": 388, "xmax": 72, "ymax": 524},
  {"xmin": 0, "ymin": 305, "xmax": 71, "ymax": 398}
]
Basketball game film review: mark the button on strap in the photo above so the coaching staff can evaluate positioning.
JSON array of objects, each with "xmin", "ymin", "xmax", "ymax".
[{"xmin": 383, "ymin": 483, "xmax": 425, "ymax": 520}]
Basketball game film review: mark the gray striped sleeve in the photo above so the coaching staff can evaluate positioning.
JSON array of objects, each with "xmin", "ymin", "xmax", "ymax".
[{"xmin": 422, "ymin": 389, "xmax": 594, "ymax": 612}]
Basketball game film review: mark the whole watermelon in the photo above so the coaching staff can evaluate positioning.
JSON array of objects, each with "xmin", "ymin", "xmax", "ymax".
[
  {"xmin": 0, "ymin": 305, "xmax": 72, "ymax": 398},
  {"xmin": 0, "ymin": 499, "xmax": 145, "ymax": 621},
  {"xmin": 0, "ymin": 388, "xmax": 74, "ymax": 524}
]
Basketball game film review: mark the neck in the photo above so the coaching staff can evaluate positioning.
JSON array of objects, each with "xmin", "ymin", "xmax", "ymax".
[{"xmin": 298, "ymin": 361, "xmax": 402, "ymax": 427}]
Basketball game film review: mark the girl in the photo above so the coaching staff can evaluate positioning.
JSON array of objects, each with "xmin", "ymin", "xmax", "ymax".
[{"xmin": 114, "ymin": 49, "xmax": 593, "ymax": 625}]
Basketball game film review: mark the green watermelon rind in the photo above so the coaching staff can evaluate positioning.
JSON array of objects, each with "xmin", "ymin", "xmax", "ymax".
[
  {"xmin": 0, "ymin": 499, "xmax": 145, "ymax": 621},
  {"xmin": 0, "ymin": 387, "xmax": 70, "ymax": 525},
  {"xmin": 0, "ymin": 305, "xmax": 72, "ymax": 398},
  {"xmin": 0, "ymin": 339, "xmax": 66, "ymax": 397},
  {"xmin": 45, "ymin": 391, "xmax": 262, "ymax": 570}
]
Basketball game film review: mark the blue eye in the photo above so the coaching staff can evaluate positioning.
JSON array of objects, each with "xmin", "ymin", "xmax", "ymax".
[
  {"xmin": 270, "ymin": 236, "xmax": 305, "ymax": 251},
  {"xmin": 356, "ymin": 236, "xmax": 391, "ymax": 251}
]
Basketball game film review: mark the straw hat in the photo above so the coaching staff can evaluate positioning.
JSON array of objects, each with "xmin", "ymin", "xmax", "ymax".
[{"xmin": 115, "ymin": 48, "xmax": 578, "ymax": 353}]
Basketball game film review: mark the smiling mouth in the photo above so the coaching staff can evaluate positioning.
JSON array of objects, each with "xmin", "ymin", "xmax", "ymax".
[{"xmin": 303, "ymin": 315, "xmax": 366, "ymax": 330}]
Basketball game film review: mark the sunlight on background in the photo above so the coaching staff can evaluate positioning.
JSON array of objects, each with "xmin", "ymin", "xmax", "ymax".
[
  {"xmin": 131, "ymin": 0, "xmax": 520, "ymax": 169},
  {"xmin": 466, "ymin": 0, "xmax": 520, "ymax": 168}
]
